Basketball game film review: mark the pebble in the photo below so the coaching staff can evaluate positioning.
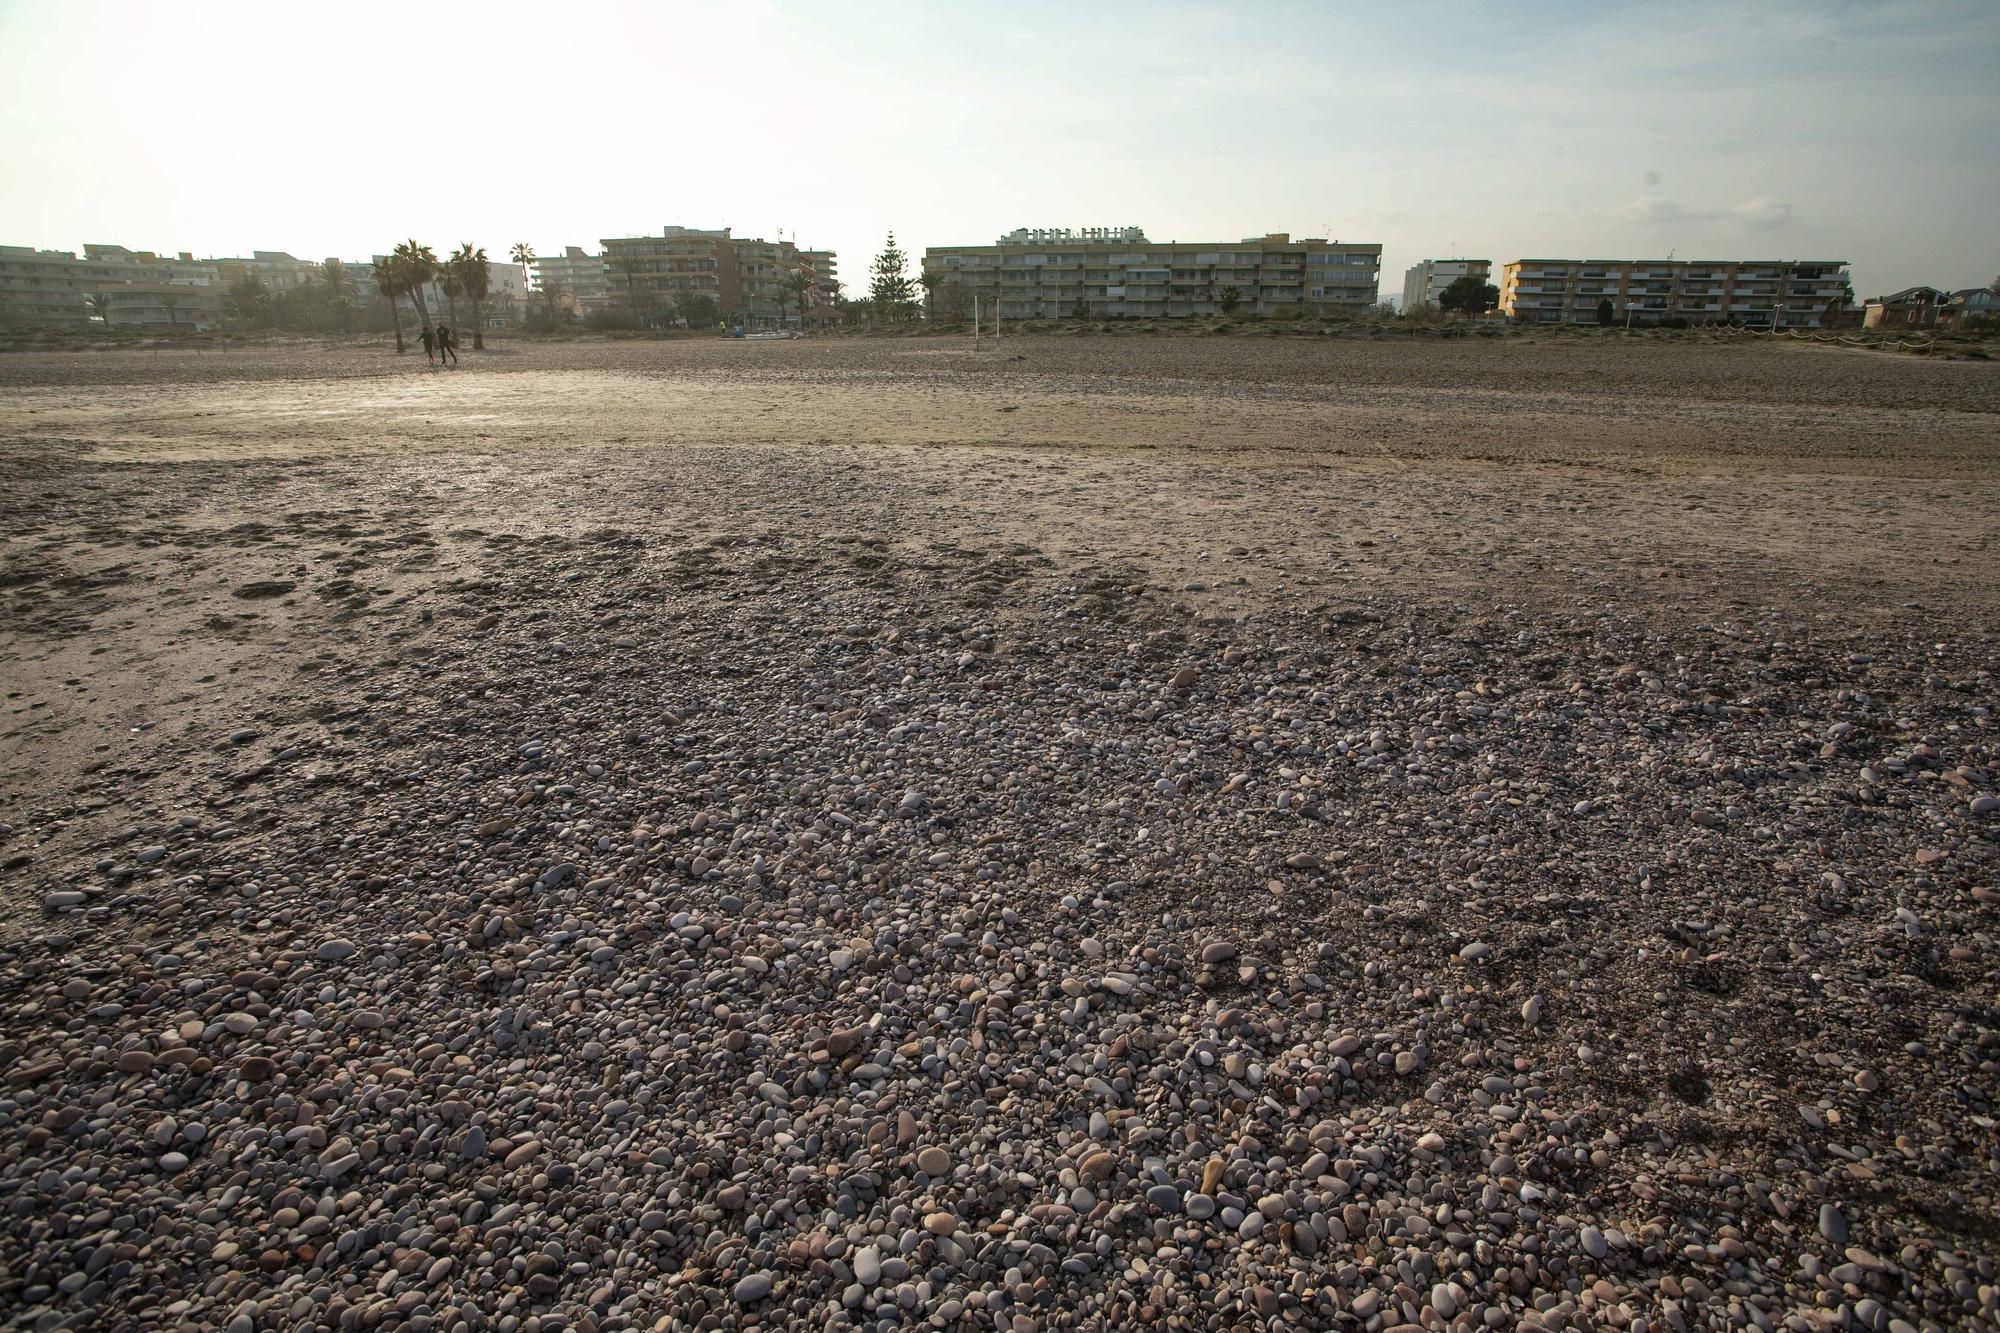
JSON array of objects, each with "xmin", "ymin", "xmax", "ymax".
[{"xmin": 1, "ymin": 469, "xmax": 1990, "ymax": 1333}]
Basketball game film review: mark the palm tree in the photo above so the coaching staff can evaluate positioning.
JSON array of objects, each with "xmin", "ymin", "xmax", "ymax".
[
  {"xmin": 451, "ymin": 243, "xmax": 490, "ymax": 348},
  {"xmin": 160, "ymin": 292, "xmax": 180, "ymax": 330},
  {"xmin": 785, "ymin": 266, "xmax": 816, "ymax": 327},
  {"xmin": 373, "ymin": 257, "xmax": 405, "ymax": 353},
  {"xmin": 390, "ymin": 239, "xmax": 438, "ymax": 336},
  {"xmin": 509, "ymin": 244, "xmax": 544, "ymax": 330},
  {"xmin": 918, "ymin": 269, "xmax": 943, "ymax": 320},
  {"xmin": 87, "ymin": 291, "xmax": 112, "ymax": 329},
  {"xmin": 321, "ymin": 259, "xmax": 353, "ymax": 333}
]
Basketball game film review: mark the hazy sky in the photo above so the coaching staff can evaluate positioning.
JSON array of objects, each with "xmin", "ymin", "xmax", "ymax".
[{"xmin": 2, "ymin": 0, "xmax": 1994, "ymax": 297}]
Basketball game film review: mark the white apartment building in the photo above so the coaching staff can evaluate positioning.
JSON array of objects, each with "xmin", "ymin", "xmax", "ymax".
[
  {"xmin": 1402, "ymin": 259, "xmax": 1491, "ymax": 311},
  {"xmin": 1499, "ymin": 259, "xmax": 1853, "ymax": 327}
]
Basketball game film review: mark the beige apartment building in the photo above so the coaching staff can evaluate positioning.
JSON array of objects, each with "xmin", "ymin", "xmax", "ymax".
[
  {"xmin": 601, "ymin": 225, "xmax": 734, "ymax": 322},
  {"xmin": 597, "ymin": 226, "xmax": 835, "ymax": 326},
  {"xmin": 1499, "ymin": 259, "xmax": 1853, "ymax": 327},
  {"xmin": 923, "ymin": 228, "xmax": 1381, "ymax": 320}
]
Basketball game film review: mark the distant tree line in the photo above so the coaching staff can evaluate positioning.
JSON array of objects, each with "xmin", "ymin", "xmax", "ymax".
[
  {"xmin": 222, "ymin": 241, "xmax": 495, "ymax": 351},
  {"xmin": 224, "ymin": 260, "xmax": 372, "ymax": 336},
  {"xmin": 224, "ymin": 228, "xmax": 955, "ymax": 343}
]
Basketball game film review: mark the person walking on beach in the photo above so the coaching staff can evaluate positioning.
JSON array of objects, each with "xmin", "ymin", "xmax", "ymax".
[
  {"xmin": 436, "ymin": 323, "xmax": 458, "ymax": 368},
  {"xmin": 420, "ymin": 324, "xmax": 436, "ymax": 364}
]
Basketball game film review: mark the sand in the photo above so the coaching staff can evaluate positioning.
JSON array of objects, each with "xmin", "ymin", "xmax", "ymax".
[{"xmin": 3, "ymin": 335, "xmax": 1995, "ymax": 832}]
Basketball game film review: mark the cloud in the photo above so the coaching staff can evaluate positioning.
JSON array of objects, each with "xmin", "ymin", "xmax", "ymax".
[
  {"xmin": 1614, "ymin": 197, "xmax": 1720, "ymax": 225},
  {"xmin": 1611, "ymin": 196, "xmax": 1797, "ymax": 229},
  {"xmin": 1731, "ymin": 199, "xmax": 1794, "ymax": 229}
]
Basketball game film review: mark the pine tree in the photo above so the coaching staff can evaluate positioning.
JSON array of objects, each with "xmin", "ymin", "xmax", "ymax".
[{"xmin": 870, "ymin": 232, "xmax": 917, "ymax": 318}]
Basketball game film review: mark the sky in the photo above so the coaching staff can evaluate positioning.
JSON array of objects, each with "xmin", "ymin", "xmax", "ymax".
[{"xmin": 1, "ymin": 0, "xmax": 1995, "ymax": 299}]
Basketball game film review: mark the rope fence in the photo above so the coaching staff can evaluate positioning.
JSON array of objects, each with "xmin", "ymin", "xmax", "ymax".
[{"xmin": 1705, "ymin": 326, "xmax": 1940, "ymax": 353}]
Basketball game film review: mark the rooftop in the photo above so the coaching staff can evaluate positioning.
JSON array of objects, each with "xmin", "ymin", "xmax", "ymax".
[{"xmin": 1507, "ymin": 258, "xmax": 1849, "ymax": 266}]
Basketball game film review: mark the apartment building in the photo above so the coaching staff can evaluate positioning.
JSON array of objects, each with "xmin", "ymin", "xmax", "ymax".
[
  {"xmin": 731, "ymin": 232, "xmax": 798, "ymax": 316},
  {"xmin": 481, "ymin": 260, "xmax": 528, "ymax": 325},
  {"xmin": 527, "ymin": 246, "xmax": 610, "ymax": 314},
  {"xmin": 601, "ymin": 226, "xmax": 735, "ymax": 322},
  {"xmin": 399, "ymin": 259, "xmax": 532, "ymax": 324},
  {"xmin": 598, "ymin": 226, "xmax": 835, "ymax": 325},
  {"xmin": 209, "ymin": 250, "xmax": 321, "ymax": 293},
  {"xmin": 82, "ymin": 245, "xmax": 226, "ymax": 297},
  {"xmin": 800, "ymin": 249, "xmax": 839, "ymax": 319},
  {"xmin": 923, "ymin": 229, "xmax": 1382, "ymax": 319},
  {"xmin": 1498, "ymin": 259, "xmax": 1853, "ymax": 327},
  {"xmin": 0, "ymin": 243, "xmax": 228, "ymax": 329},
  {"xmin": 0, "ymin": 246, "xmax": 91, "ymax": 325},
  {"xmin": 1402, "ymin": 259, "xmax": 1491, "ymax": 311},
  {"xmin": 96, "ymin": 282, "xmax": 227, "ymax": 330}
]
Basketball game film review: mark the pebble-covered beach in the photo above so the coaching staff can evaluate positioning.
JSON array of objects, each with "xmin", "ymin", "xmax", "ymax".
[{"xmin": 1, "ymin": 335, "xmax": 1995, "ymax": 1332}]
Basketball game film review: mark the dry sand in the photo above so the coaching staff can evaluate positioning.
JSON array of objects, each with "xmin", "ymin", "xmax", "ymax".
[
  {"xmin": 3, "ymin": 336, "xmax": 1994, "ymax": 820},
  {"xmin": 0, "ymin": 334, "xmax": 1995, "ymax": 1330}
]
